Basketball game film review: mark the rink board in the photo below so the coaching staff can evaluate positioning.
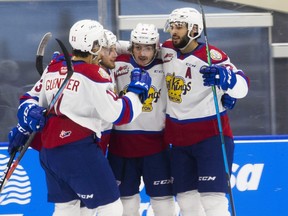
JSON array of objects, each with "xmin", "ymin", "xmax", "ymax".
[{"xmin": 0, "ymin": 135, "xmax": 287, "ymax": 216}]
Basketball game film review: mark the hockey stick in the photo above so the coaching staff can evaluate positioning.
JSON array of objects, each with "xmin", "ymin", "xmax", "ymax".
[
  {"xmin": 0, "ymin": 32, "xmax": 53, "ymax": 193},
  {"xmin": 0, "ymin": 151, "xmax": 17, "ymax": 193},
  {"xmin": 36, "ymin": 32, "xmax": 52, "ymax": 76},
  {"xmin": 197, "ymin": 1, "xmax": 236, "ymax": 216},
  {"xmin": 0, "ymin": 38, "xmax": 73, "ymax": 193}
]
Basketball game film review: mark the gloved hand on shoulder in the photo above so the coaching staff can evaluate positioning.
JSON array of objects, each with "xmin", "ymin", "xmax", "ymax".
[
  {"xmin": 7, "ymin": 124, "xmax": 30, "ymax": 155},
  {"xmin": 221, "ymin": 93, "xmax": 237, "ymax": 110},
  {"xmin": 200, "ymin": 64, "xmax": 236, "ymax": 91},
  {"xmin": 127, "ymin": 68, "xmax": 151, "ymax": 103},
  {"xmin": 17, "ymin": 103, "xmax": 47, "ymax": 132}
]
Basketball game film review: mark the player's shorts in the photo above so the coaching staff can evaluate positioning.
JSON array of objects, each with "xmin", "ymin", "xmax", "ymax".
[
  {"xmin": 107, "ymin": 148, "xmax": 173, "ymax": 197},
  {"xmin": 171, "ymin": 135, "xmax": 234, "ymax": 194},
  {"xmin": 39, "ymin": 136, "xmax": 120, "ymax": 209}
]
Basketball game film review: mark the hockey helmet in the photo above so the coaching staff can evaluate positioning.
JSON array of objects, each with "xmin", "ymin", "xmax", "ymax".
[
  {"xmin": 165, "ymin": 7, "xmax": 203, "ymax": 40},
  {"xmin": 104, "ymin": 30, "xmax": 117, "ymax": 47},
  {"xmin": 69, "ymin": 19, "xmax": 106, "ymax": 55},
  {"xmin": 130, "ymin": 23, "xmax": 160, "ymax": 50}
]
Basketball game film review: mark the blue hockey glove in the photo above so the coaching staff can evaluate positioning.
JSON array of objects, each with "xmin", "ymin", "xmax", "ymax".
[
  {"xmin": 8, "ymin": 124, "xmax": 30, "ymax": 155},
  {"xmin": 127, "ymin": 68, "xmax": 152, "ymax": 103},
  {"xmin": 17, "ymin": 103, "xmax": 47, "ymax": 132},
  {"xmin": 200, "ymin": 64, "xmax": 236, "ymax": 91},
  {"xmin": 52, "ymin": 51, "xmax": 65, "ymax": 62},
  {"xmin": 221, "ymin": 93, "xmax": 237, "ymax": 110}
]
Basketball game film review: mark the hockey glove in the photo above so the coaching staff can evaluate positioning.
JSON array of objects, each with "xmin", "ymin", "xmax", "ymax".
[
  {"xmin": 17, "ymin": 103, "xmax": 47, "ymax": 132},
  {"xmin": 8, "ymin": 124, "xmax": 30, "ymax": 155},
  {"xmin": 200, "ymin": 64, "xmax": 236, "ymax": 91},
  {"xmin": 221, "ymin": 93, "xmax": 237, "ymax": 110},
  {"xmin": 127, "ymin": 68, "xmax": 152, "ymax": 103}
]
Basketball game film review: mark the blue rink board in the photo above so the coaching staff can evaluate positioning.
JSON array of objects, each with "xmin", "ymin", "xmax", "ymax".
[{"xmin": 0, "ymin": 135, "xmax": 288, "ymax": 216}]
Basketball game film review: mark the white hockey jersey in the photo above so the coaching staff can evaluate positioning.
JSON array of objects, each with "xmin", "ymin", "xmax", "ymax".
[
  {"xmin": 108, "ymin": 54, "xmax": 168, "ymax": 157},
  {"xmin": 21, "ymin": 56, "xmax": 143, "ymax": 149},
  {"xmin": 161, "ymin": 40, "xmax": 249, "ymax": 147}
]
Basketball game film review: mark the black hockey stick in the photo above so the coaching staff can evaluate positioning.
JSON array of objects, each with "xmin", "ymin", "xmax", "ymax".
[
  {"xmin": 0, "ymin": 33, "xmax": 52, "ymax": 194},
  {"xmin": 0, "ymin": 150, "xmax": 17, "ymax": 193},
  {"xmin": 0, "ymin": 38, "xmax": 73, "ymax": 193},
  {"xmin": 197, "ymin": 1, "xmax": 236, "ymax": 216},
  {"xmin": 36, "ymin": 32, "xmax": 52, "ymax": 76}
]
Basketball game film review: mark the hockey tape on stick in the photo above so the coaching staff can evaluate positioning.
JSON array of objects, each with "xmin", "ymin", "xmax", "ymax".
[
  {"xmin": 197, "ymin": 1, "xmax": 236, "ymax": 216},
  {"xmin": 0, "ymin": 38, "xmax": 74, "ymax": 194},
  {"xmin": 36, "ymin": 32, "xmax": 52, "ymax": 76}
]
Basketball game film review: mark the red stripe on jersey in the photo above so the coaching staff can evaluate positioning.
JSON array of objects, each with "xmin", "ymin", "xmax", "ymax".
[
  {"xmin": 109, "ymin": 131, "xmax": 167, "ymax": 157},
  {"xmin": 98, "ymin": 132, "xmax": 111, "ymax": 155},
  {"xmin": 164, "ymin": 114, "xmax": 233, "ymax": 146},
  {"xmin": 41, "ymin": 115, "xmax": 94, "ymax": 148},
  {"xmin": 114, "ymin": 96, "xmax": 133, "ymax": 125},
  {"xmin": 48, "ymin": 60, "xmax": 112, "ymax": 83},
  {"xmin": 116, "ymin": 54, "xmax": 130, "ymax": 63},
  {"xmin": 192, "ymin": 44, "xmax": 229, "ymax": 64},
  {"xmin": 162, "ymin": 40, "xmax": 176, "ymax": 50}
]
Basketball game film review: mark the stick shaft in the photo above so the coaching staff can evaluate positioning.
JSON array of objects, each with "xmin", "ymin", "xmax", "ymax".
[
  {"xmin": 0, "ymin": 38, "xmax": 73, "ymax": 194},
  {"xmin": 197, "ymin": 1, "xmax": 236, "ymax": 215}
]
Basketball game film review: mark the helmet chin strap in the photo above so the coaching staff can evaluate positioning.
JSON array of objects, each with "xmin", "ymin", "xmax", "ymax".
[
  {"xmin": 90, "ymin": 46, "xmax": 102, "ymax": 56},
  {"xmin": 179, "ymin": 30, "xmax": 199, "ymax": 51},
  {"xmin": 179, "ymin": 37, "xmax": 193, "ymax": 51}
]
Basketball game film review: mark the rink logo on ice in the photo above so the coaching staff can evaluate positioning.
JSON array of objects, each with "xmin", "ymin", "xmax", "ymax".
[
  {"xmin": 0, "ymin": 154, "xmax": 31, "ymax": 205},
  {"xmin": 231, "ymin": 163, "xmax": 264, "ymax": 191}
]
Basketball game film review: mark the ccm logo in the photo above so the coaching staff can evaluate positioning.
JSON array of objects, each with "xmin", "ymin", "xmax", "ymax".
[
  {"xmin": 153, "ymin": 179, "xmax": 173, "ymax": 185},
  {"xmin": 199, "ymin": 176, "xmax": 217, "ymax": 181}
]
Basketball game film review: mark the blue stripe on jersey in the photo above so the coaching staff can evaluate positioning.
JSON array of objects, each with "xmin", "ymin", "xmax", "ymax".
[
  {"xmin": 19, "ymin": 93, "xmax": 39, "ymax": 104},
  {"xmin": 113, "ymin": 96, "xmax": 134, "ymax": 125},
  {"xmin": 166, "ymin": 111, "xmax": 227, "ymax": 123}
]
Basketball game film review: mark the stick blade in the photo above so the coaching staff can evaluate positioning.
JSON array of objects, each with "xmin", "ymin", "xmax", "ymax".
[
  {"xmin": 37, "ymin": 32, "xmax": 52, "ymax": 57},
  {"xmin": 36, "ymin": 32, "xmax": 52, "ymax": 75}
]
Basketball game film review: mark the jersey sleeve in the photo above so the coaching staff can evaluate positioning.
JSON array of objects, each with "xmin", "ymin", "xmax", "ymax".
[{"xmin": 51, "ymin": 64, "xmax": 143, "ymax": 127}]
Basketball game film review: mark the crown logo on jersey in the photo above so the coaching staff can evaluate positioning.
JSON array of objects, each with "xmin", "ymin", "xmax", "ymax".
[
  {"xmin": 166, "ymin": 73, "xmax": 185, "ymax": 103},
  {"xmin": 142, "ymin": 85, "xmax": 160, "ymax": 112}
]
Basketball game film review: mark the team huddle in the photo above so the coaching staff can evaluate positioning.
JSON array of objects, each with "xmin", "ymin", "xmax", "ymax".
[{"xmin": 7, "ymin": 7, "xmax": 249, "ymax": 216}]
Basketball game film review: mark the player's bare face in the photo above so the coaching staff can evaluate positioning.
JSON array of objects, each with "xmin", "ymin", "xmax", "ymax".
[
  {"xmin": 169, "ymin": 22, "xmax": 190, "ymax": 49},
  {"xmin": 101, "ymin": 45, "xmax": 117, "ymax": 69},
  {"xmin": 132, "ymin": 43, "xmax": 155, "ymax": 67}
]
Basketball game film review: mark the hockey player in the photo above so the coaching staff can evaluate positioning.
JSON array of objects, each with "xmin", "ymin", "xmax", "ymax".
[
  {"xmin": 8, "ymin": 19, "xmax": 151, "ymax": 216},
  {"xmin": 93, "ymin": 29, "xmax": 118, "ymax": 154},
  {"xmin": 162, "ymin": 8, "xmax": 249, "ymax": 216},
  {"xmin": 107, "ymin": 23, "xmax": 176, "ymax": 216}
]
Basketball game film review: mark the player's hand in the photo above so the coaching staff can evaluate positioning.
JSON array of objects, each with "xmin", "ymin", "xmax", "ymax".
[
  {"xmin": 221, "ymin": 93, "xmax": 237, "ymax": 110},
  {"xmin": 127, "ymin": 68, "xmax": 152, "ymax": 103},
  {"xmin": 17, "ymin": 103, "xmax": 47, "ymax": 132},
  {"xmin": 8, "ymin": 124, "xmax": 30, "ymax": 155},
  {"xmin": 200, "ymin": 64, "xmax": 236, "ymax": 91}
]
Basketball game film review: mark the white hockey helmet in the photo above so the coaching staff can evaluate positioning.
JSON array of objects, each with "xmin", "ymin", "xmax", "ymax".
[
  {"xmin": 130, "ymin": 23, "xmax": 160, "ymax": 49},
  {"xmin": 165, "ymin": 7, "xmax": 203, "ymax": 40},
  {"xmin": 69, "ymin": 19, "xmax": 106, "ymax": 55},
  {"xmin": 104, "ymin": 30, "xmax": 117, "ymax": 47}
]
